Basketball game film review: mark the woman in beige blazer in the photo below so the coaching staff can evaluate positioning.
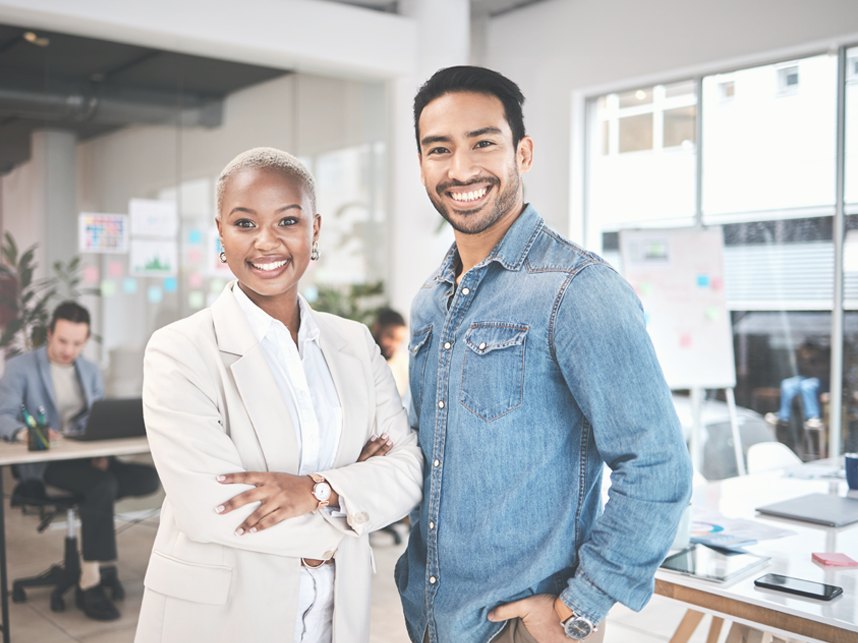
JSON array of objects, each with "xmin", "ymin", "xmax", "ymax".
[{"xmin": 136, "ymin": 148, "xmax": 423, "ymax": 643}]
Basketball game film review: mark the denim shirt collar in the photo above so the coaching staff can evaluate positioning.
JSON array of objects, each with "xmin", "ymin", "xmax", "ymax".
[{"xmin": 435, "ymin": 204, "xmax": 543, "ymax": 285}]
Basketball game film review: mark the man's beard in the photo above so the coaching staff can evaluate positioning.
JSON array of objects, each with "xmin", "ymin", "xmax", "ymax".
[{"xmin": 429, "ymin": 167, "xmax": 521, "ymax": 235}]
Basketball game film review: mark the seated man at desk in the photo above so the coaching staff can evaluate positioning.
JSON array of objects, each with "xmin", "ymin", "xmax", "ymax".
[{"xmin": 0, "ymin": 301, "xmax": 159, "ymax": 622}]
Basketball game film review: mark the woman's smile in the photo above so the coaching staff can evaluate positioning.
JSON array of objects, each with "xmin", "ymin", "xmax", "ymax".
[{"xmin": 216, "ymin": 165, "xmax": 320, "ymax": 319}]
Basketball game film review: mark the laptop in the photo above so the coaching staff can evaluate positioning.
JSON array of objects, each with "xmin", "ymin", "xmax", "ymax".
[
  {"xmin": 65, "ymin": 398, "xmax": 147, "ymax": 441},
  {"xmin": 755, "ymin": 493, "xmax": 858, "ymax": 528}
]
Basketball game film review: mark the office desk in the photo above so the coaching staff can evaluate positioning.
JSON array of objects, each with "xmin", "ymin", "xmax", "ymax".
[
  {"xmin": 655, "ymin": 467, "xmax": 858, "ymax": 643},
  {"xmin": 0, "ymin": 437, "xmax": 150, "ymax": 643}
]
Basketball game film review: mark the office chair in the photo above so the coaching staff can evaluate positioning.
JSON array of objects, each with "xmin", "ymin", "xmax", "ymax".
[{"xmin": 9, "ymin": 479, "xmax": 123, "ymax": 612}]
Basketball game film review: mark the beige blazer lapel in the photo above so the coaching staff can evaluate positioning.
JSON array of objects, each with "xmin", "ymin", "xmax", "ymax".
[
  {"xmin": 211, "ymin": 282, "xmax": 300, "ymax": 474},
  {"xmin": 309, "ymin": 309, "xmax": 370, "ymax": 468}
]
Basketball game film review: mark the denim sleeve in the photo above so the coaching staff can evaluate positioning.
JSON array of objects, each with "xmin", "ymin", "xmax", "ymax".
[{"xmin": 552, "ymin": 263, "xmax": 693, "ymax": 623}]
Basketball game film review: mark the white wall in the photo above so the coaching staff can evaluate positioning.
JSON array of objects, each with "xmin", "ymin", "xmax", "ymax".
[{"xmin": 484, "ymin": 0, "xmax": 858, "ymax": 243}]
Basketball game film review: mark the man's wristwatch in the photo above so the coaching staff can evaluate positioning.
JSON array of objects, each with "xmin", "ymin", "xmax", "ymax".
[
  {"xmin": 554, "ymin": 596, "xmax": 596, "ymax": 640},
  {"xmin": 308, "ymin": 473, "xmax": 331, "ymax": 510}
]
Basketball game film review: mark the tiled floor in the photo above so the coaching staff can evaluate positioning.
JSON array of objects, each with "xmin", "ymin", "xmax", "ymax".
[{"xmin": 1, "ymin": 462, "xmax": 747, "ymax": 643}]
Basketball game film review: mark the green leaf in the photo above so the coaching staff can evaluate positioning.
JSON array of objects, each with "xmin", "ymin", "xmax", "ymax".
[
  {"xmin": 2, "ymin": 232, "xmax": 18, "ymax": 266},
  {"xmin": 0, "ymin": 318, "xmax": 23, "ymax": 347}
]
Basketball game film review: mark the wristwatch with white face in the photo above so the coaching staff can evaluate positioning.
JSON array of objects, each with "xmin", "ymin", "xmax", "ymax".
[
  {"xmin": 308, "ymin": 473, "xmax": 331, "ymax": 510},
  {"xmin": 554, "ymin": 596, "xmax": 596, "ymax": 640}
]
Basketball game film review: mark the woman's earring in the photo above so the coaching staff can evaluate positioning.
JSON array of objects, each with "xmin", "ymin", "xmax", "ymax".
[
  {"xmin": 219, "ymin": 248, "xmax": 227, "ymax": 263},
  {"xmin": 310, "ymin": 241, "xmax": 320, "ymax": 261}
]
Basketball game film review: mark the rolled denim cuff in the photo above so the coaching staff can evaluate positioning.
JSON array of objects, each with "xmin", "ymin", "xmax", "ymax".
[{"xmin": 559, "ymin": 569, "xmax": 616, "ymax": 626}]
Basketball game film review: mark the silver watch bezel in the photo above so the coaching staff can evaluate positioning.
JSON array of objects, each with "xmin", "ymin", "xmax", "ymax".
[{"xmin": 562, "ymin": 613, "xmax": 594, "ymax": 640}]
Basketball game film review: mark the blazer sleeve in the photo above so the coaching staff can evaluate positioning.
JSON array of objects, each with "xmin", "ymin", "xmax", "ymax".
[
  {"xmin": 143, "ymin": 324, "xmax": 346, "ymax": 560},
  {"xmin": 319, "ymin": 326, "xmax": 424, "ymax": 536},
  {"xmin": 0, "ymin": 356, "xmax": 27, "ymax": 441}
]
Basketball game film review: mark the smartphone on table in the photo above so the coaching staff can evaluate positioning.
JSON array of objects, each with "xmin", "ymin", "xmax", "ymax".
[{"xmin": 754, "ymin": 573, "xmax": 843, "ymax": 600}]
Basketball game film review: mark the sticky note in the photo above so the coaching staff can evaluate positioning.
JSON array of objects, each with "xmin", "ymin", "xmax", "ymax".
[
  {"xmin": 188, "ymin": 248, "xmax": 202, "ymax": 263},
  {"xmin": 705, "ymin": 307, "xmax": 719, "ymax": 321},
  {"xmin": 188, "ymin": 272, "xmax": 203, "ymax": 288},
  {"xmin": 188, "ymin": 229, "xmax": 202, "ymax": 245},
  {"xmin": 163, "ymin": 277, "xmax": 178, "ymax": 293},
  {"xmin": 639, "ymin": 282, "xmax": 653, "ymax": 296},
  {"xmin": 697, "ymin": 274, "xmax": 710, "ymax": 288},
  {"xmin": 123, "ymin": 278, "xmax": 137, "ymax": 294},
  {"xmin": 189, "ymin": 291, "xmax": 205, "ymax": 309},
  {"xmin": 812, "ymin": 552, "xmax": 858, "ymax": 567},
  {"xmin": 680, "ymin": 334, "xmax": 693, "ymax": 348},
  {"xmin": 209, "ymin": 278, "xmax": 225, "ymax": 294},
  {"xmin": 83, "ymin": 266, "xmax": 99, "ymax": 283},
  {"xmin": 100, "ymin": 280, "xmax": 116, "ymax": 297},
  {"xmin": 108, "ymin": 261, "xmax": 123, "ymax": 278},
  {"xmin": 710, "ymin": 277, "xmax": 723, "ymax": 291},
  {"xmin": 148, "ymin": 286, "xmax": 163, "ymax": 304},
  {"xmin": 304, "ymin": 286, "xmax": 319, "ymax": 303}
]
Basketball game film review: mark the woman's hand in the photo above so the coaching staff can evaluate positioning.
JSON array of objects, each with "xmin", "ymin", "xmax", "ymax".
[
  {"xmin": 215, "ymin": 433, "xmax": 393, "ymax": 535},
  {"xmin": 215, "ymin": 472, "xmax": 323, "ymax": 535},
  {"xmin": 357, "ymin": 433, "xmax": 393, "ymax": 462}
]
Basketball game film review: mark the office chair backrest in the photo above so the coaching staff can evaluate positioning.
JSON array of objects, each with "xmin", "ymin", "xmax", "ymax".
[{"xmin": 747, "ymin": 442, "xmax": 802, "ymax": 474}]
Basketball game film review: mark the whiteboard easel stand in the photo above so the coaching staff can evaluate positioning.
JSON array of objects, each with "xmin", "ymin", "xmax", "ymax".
[{"xmin": 689, "ymin": 387, "xmax": 746, "ymax": 477}]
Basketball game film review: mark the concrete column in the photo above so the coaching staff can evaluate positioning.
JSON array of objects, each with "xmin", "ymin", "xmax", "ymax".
[
  {"xmin": 388, "ymin": 0, "xmax": 469, "ymax": 318},
  {"xmin": 31, "ymin": 129, "xmax": 77, "ymax": 276}
]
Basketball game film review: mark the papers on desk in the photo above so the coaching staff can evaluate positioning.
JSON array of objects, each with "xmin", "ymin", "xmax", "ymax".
[{"xmin": 691, "ymin": 507, "xmax": 796, "ymax": 551}]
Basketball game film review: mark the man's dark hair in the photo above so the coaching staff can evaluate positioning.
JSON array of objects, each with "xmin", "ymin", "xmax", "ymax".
[
  {"xmin": 413, "ymin": 66, "xmax": 526, "ymax": 153},
  {"xmin": 49, "ymin": 301, "xmax": 91, "ymax": 333},
  {"xmin": 374, "ymin": 308, "xmax": 406, "ymax": 329}
]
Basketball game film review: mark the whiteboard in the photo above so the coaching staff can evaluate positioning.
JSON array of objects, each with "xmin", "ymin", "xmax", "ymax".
[{"xmin": 619, "ymin": 227, "xmax": 736, "ymax": 389}]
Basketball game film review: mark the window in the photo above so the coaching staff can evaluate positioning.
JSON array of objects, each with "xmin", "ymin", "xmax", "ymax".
[
  {"xmin": 702, "ymin": 55, "xmax": 837, "ymax": 219},
  {"xmin": 777, "ymin": 65, "xmax": 800, "ymax": 93},
  {"xmin": 719, "ymin": 80, "xmax": 735, "ymax": 100},
  {"xmin": 586, "ymin": 81, "xmax": 698, "ymax": 246},
  {"xmin": 584, "ymin": 47, "xmax": 857, "ymax": 458}
]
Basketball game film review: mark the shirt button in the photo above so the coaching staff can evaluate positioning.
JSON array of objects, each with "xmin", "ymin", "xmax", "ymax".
[
  {"xmin": 438, "ymin": 401, "xmax": 445, "ymax": 409},
  {"xmin": 444, "ymin": 342, "xmax": 451, "ymax": 350},
  {"xmin": 479, "ymin": 342, "xmax": 487, "ymax": 350},
  {"xmin": 429, "ymin": 521, "xmax": 435, "ymax": 529},
  {"xmin": 462, "ymin": 287, "xmax": 470, "ymax": 295},
  {"xmin": 429, "ymin": 576, "xmax": 437, "ymax": 584},
  {"xmin": 434, "ymin": 459, "xmax": 440, "ymax": 467}
]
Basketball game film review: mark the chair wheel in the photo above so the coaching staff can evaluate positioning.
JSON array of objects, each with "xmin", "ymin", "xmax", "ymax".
[
  {"xmin": 50, "ymin": 594, "xmax": 65, "ymax": 612},
  {"xmin": 11, "ymin": 586, "xmax": 25, "ymax": 603}
]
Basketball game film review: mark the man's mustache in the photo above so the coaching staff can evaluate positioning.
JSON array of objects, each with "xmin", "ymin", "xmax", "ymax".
[{"xmin": 435, "ymin": 176, "xmax": 499, "ymax": 196}]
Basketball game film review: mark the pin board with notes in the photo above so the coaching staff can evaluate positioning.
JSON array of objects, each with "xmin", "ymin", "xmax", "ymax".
[{"xmin": 619, "ymin": 226, "xmax": 736, "ymax": 390}]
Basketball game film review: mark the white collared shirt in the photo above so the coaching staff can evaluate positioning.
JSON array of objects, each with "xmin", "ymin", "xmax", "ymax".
[
  {"xmin": 233, "ymin": 285, "xmax": 342, "ymax": 475},
  {"xmin": 232, "ymin": 284, "xmax": 341, "ymax": 643}
]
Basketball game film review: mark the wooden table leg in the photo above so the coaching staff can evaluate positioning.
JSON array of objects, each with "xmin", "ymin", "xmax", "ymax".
[
  {"xmin": 670, "ymin": 609, "xmax": 705, "ymax": 643},
  {"xmin": 707, "ymin": 616, "xmax": 724, "ymax": 643},
  {"xmin": 725, "ymin": 623, "xmax": 772, "ymax": 643}
]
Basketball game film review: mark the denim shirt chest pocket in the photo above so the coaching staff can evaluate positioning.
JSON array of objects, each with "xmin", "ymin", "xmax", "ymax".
[
  {"xmin": 408, "ymin": 324, "xmax": 433, "ymax": 412},
  {"xmin": 460, "ymin": 322, "xmax": 528, "ymax": 422}
]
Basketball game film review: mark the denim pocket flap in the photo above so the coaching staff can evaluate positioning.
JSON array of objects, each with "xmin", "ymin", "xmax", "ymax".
[
  {"xmin": 144, "ymin": 551, "xmax": 232, "ymax": 605},
  {"xmin": 465, "ymin": 324, "xmax": 528, "ymax": 355},
  {"xmin": 408, "ymin": 325, "xmax": 433, "ymax": 355}
]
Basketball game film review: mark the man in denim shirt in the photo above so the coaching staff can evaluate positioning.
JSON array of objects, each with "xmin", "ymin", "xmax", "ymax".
[{"xmin": 395, "ymin": 66, "xmax": 693, "ymax": 643}]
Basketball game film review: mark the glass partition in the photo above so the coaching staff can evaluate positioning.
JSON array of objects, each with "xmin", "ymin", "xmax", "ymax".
[
  {"xmin": 0, "ymin": 25, "xmax": 388, "ymax": 394},
  {"xmin": 585, "ymin": 49, "xmax": 855, "ymax": 467}
]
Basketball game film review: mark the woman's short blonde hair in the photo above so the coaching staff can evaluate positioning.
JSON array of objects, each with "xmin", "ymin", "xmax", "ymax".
[{"xmin": 215, "ymin": 147, "xmax": 316, "ymax": 218}]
